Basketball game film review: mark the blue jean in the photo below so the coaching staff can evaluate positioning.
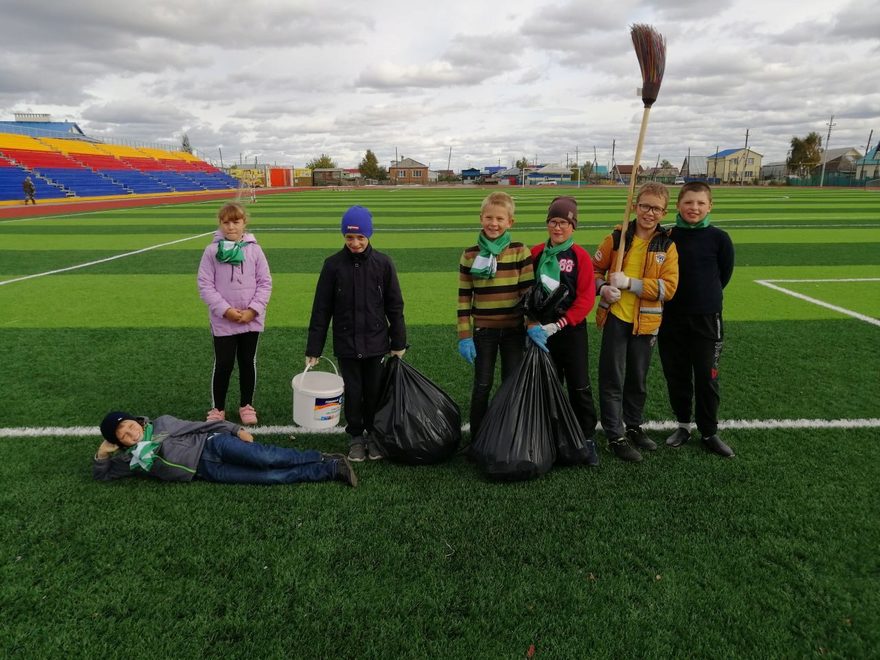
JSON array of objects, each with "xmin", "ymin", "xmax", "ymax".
[{"xmin": 196, "ymin": 434, "xmax": 336, "ymax": 485}]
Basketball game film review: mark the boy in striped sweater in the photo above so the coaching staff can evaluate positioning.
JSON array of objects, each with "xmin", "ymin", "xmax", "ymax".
[{"xmin": 457, "ymin": 191, "xmax": 542, "ymax": 439}]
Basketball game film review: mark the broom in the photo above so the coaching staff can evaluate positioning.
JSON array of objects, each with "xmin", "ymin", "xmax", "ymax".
[{"xmin": 614, "ymin": 24, "xmax": 667, "ymax": 273}]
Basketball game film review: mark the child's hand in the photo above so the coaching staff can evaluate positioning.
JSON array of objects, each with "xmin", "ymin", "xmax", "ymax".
[
  {"xmin": 458, "ymin": 338, "xmax": 476, "ymax": 365},
  {"xmin": 238, "ymin": 429, "xmax": 254, "ymax": 442},
  {"xmin": 390, "ymin": 349, "xmax": 406, "ymax": 359},
  {"xmin": 601, "ymin": 285, "xmax": 622, "ymax": 304},
  {"xmin": 96, "ymin": 440, "xmax": 118, "ymax": 459},
  {"xmin": 238, "ymin": 309, "xmax": 257, "ymax": 323},
  {"xmin": 305, "ymin": 356, "xmax": 319, "ymax": 369},
  {"xmin": 527, "ymin": 325, "xmax": 549, "ymax": 352},
  {"xmin": 541, "ymin": 322, "xmax": 560, "ymax": 338},
  {"xmin": 609, "ymin": 272, "xmax": 631, "ymax": 290},
  {"xmin": 223, "ymin": 307, "xmax": 243, "ymax": 322}
]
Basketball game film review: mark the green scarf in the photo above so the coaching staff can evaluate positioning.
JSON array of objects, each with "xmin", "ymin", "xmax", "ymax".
[
  {"xmin": 470, "ymin": 231, "xmax": 511, "ymax": 279},
  {"xmin": 675, "ymin": 212, "xmax": 712, "ymax": 230},
  {"xmin": 216, "ymin": 239, "xmax": 246, "ymax": 264},
  {"xmin": 128, "ymin": 423, "xmax": 160, "ymax": 472},
  {"xmin": 536, "ymin": 237, "xmax": 574, "ymax": 292}
]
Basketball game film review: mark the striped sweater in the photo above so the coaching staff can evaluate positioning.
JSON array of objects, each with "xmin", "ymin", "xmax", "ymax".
[{"xmin": 457, "ymin": 241, "xmax": 534, "ymax": 339}]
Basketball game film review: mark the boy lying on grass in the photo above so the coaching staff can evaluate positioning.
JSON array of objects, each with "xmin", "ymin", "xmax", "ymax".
[{"xmin": 93, "ymin": 411, "xmax": 357, "ymax": 487}]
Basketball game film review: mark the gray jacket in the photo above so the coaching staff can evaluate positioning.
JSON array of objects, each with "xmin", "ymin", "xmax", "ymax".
[{"xmin": 92, "ymin": 415, "xmax": 242, "ymax": 482}]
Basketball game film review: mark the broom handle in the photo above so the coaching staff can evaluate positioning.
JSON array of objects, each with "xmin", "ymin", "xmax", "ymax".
[{"xmin": 614, "ymin": 106, "xmax": 652, "ymax": 272}]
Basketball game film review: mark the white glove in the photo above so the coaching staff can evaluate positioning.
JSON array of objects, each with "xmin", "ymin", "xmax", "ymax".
[
  {"xmin": 601, "ymin": 285, "xmax": 622, "ymax": 304},
  {"xmin": 390, "ymin": 349, "xmax": 406, "ymax": 358},
  {"xmin": 609, "ymin": 272, "xmax": 630, "ymax": 290},
  {"xmin": 305, "ymin": 356, "xmax": 319, "ymax": 369},
  {"xmin": 541, "ymin": 323, "xmax": 560, "ymax": 338}
]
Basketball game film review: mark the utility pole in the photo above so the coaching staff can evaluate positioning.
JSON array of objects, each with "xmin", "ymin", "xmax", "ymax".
[
  {"xmin": 739, "ymin": 129, "xmax": 749, "ymax": 186},
  {"xmin": 611, "ymin": 139, "xmax": 617, "ymax": 182},
  {"xmin": 712, "ymin": 145, "xmax": 719, "ymax": 183},
  {"xmin": 218, "ymin": 147, "xmax": 224, "ymax": 168},
  {"xmin": 576, "ymin": 145, "xmax": 580, "ymax": 188},
  {"xmin": 686, "ymin": 147, "xmax": 691, "ymax": 178},
  {"xmin": 819, "ymin": 115, "xmax": 836, "ymax": 187},
  {"xmin": 447, "ymin": 147, "xmax": 452, "ymax": 175}
]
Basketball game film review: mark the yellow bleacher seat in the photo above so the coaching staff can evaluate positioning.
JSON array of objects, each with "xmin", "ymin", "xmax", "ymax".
[
  {"xmin": 42, "ymin": 138, "xmax": 109, "ymax": 155},
  {"xmin": 0, "ymin": 132, "xmax": 54, "ymax": 151},
  {"xmin": 99, "ymin": 144, "xmax": 153, "ymax": 158}
]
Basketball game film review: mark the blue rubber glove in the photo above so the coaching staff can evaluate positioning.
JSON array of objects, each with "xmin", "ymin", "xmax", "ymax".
[
  {"xmin": 527, "ymin": 325, "xmax": 549, "ymax": 352},
  {"xmin": 458, "ymin": 338, "xmax": 476, "ymax": 364}
]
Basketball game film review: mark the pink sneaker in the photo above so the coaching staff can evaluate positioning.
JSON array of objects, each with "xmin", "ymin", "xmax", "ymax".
[
  {"xmin": 206, "ymin": 408, "xmax": 225, "ymax": 422},
  {"xmin": 239, "ymin": 404, "xmax": 258, "ymax": 425}
]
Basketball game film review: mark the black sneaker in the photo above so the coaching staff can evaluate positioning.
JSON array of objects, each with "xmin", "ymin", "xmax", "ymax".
[
  {"xmin": 702, "ymin": 434, "xmax": 735, "ymax": 458},
  {"xmin": 666, "ymin": 428, "xmax": 690, "ymax": 448},
  {"xmin": 626, "ymin": 427, "xmax": 657, "ymax": 451},
  {"xmin": 584, "ymin": 438, "xmax": 599, "ymax": 467},
  {"xmin": 608, "ymin": 437, "xmax": 642, "ymax": 463},
  {"xmin": 348, "ymin": 443, "xmax": 366, "ymax": 462},
  {"xmin": 367, "ymin": 440, "xmax": 384, "ymax": 461},
  {"xmin": 335, "ymin": 458, "xmax": 359, "ymax": 487}
]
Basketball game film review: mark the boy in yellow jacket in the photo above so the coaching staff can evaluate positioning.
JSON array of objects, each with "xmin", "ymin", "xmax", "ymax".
[{"xmin": 592, "ymin": 183, "xmax": 679, "ymax": 462}]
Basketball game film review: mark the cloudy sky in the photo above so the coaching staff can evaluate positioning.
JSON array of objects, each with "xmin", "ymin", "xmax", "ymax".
[{"xmin": 1, "ymin": 0, "xmax": 877, "ymax": 171}]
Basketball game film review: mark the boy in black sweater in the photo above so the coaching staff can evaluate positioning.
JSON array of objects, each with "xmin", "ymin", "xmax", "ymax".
[{"xmin": 658, "ymin": 182, "xmax": 735, "ymax": 457}]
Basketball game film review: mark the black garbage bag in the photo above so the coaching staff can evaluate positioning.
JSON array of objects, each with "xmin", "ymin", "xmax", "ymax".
[
  {"xmin": 372, "ymin": 356, "xmax": 461, "ymax": 464},
  {"xmin": 522, "ymin": 282, "xmax": 571, "ymax": 325},
  {"xmin": 471, "ymin": 343, "xmax": 594, "ymax": 479},
  {"xmin": 471, "ymin": 344, "xmax": 556, "ymax": 480},
  {"xmin": 545, "ymin": 363, "xmax": 595, "ymax": 466}
]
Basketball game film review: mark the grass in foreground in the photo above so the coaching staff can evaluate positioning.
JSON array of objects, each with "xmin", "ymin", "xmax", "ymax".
[{"xmin": 1, "ymin": 429, "xmax": 878, "ymax": 657}]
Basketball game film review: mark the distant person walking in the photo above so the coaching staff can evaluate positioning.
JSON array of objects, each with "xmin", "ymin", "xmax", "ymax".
[{"xmin": 23, "ymin": 176, "xmax": 36, "ymax": 205}]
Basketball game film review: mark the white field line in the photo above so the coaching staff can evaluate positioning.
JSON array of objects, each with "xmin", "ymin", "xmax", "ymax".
[
  {"xmin": 0, "ymin": 232, "xmax": 213, "ymax": 286},
  {"xmin": 755, "ymin": 278, "xmax": 880, "ymax": 327},
  {"xmin": 3, "ymin": 417, "xmax": 880, "ymax": 438}
]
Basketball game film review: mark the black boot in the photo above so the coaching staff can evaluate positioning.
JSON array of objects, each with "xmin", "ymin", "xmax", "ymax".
[
  {"xmin": 608, "ymin": 436, "xmax": 642, "ymax": 463},
  {"xmin": 626, "ymin": 426, "xmax": 657, "ymax": 451},
  {"xmin": 665, "ymin": 427, "xmax": 690, "ymax": 448},
  {"xmin": 702, "ymin": 434, "xmax": 734, "ymax": 458}
]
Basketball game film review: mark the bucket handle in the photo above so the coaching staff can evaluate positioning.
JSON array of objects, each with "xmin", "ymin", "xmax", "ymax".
[{"xmin": 301, "ymin": 355, "xmax": 340, "ymax": 378}]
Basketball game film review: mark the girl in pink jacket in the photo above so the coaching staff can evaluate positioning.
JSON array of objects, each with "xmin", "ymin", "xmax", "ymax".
[{"xmin": 197, "ymin": 202, "xmax": 272, "ymax": 425}]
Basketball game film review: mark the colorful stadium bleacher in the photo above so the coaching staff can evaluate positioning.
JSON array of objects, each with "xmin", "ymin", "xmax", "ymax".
[{"xmin": 0, "ymin": 131, "xmax": 239, "ymax": 201}]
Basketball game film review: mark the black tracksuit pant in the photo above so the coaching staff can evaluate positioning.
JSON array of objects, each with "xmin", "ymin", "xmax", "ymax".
[
  {"xmin": 338, "ymin": 355, "xmax": 384, "ymax": 441},
  {"xmin": 212, "ymin": 331, "xmax": 260, "ymax": 411},
  {"xmin": 658, "ymin": 313, "xmax": 724, "ymax": 437},
  {"xmin": 548, "ymin": 321, "xmax": 598, "ymax": 440},
  {"xmin": 470, "ymin": 326, "xmax": 525, "ymax": 438}
]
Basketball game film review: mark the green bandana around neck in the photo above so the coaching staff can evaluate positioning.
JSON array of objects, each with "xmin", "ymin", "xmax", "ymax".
[
  {"xmin": 470, "ymin": 231, "xmax": 511, "ymax": 279},
  {"xmin": 536, "ymin": 237, "xmax": 574, "ymax": 292},
  {"xmin": 216, "ymin": 239, "xmax": 246, "ymax": 264},
  {"xmin": 128, "ymin": 423, "xmax": 159, "ymax": 472},
  {"xmin": 675, "ymin": 212, "xmax": 711, "ymax": 230}
]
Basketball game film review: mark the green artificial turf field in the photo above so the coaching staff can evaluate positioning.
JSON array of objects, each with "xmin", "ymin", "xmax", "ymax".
[{"xmin": 1, "ymin": 186, "xmax": 878, "ymax": 657}]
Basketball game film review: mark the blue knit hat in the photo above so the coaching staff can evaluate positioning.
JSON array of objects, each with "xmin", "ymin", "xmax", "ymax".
[
  {"xmin": 100, "ymin": 411, "xmax": 138, "ymax": 445},
  {"xmin": 341, "ymin": 205, "xmax": 373, "ymax": 238}
]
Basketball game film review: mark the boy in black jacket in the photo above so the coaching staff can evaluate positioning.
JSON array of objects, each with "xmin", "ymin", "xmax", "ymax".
[
  {"xmin": 306, "ymin": 206, "xmax": 407, "ymax": 462},
  {"xmin": 658, "ymin": 182, "xmax": 735, "ymax": 457}
]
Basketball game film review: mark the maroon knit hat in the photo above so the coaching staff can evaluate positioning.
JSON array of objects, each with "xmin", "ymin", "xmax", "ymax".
[{"xmin": 546, "ymin": 196, "xmax": 578, "ymax": 227}]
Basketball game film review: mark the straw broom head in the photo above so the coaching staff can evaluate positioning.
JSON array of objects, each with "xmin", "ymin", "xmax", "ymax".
[{"xmin": 631, "ymin": 24, "xmax": 666, "ymax": 108}]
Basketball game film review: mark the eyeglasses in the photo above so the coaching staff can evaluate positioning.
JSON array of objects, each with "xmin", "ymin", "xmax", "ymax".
[
  {"xmin": 637, "ymin": 203, "xmax": 667, "ymax": 215},
  {"xmin": 547, "ymin": 219, "xmax": 571, "ymax": 228}
]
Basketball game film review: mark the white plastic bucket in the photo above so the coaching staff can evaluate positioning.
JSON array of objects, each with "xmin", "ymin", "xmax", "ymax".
[{"xmin": 292, "ymin": 357, "xmax": 344, "ymax": 429}]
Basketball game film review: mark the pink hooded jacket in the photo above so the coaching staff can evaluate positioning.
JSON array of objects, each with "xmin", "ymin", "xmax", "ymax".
[{"xmin": 197, "ymin": 230, "xmax": 272, "ymax": 336}]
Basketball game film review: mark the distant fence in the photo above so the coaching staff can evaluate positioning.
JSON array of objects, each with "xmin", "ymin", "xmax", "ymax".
[{"xmin": 784, "ymin": 173, "xmax": 870, "ymax": 187}]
